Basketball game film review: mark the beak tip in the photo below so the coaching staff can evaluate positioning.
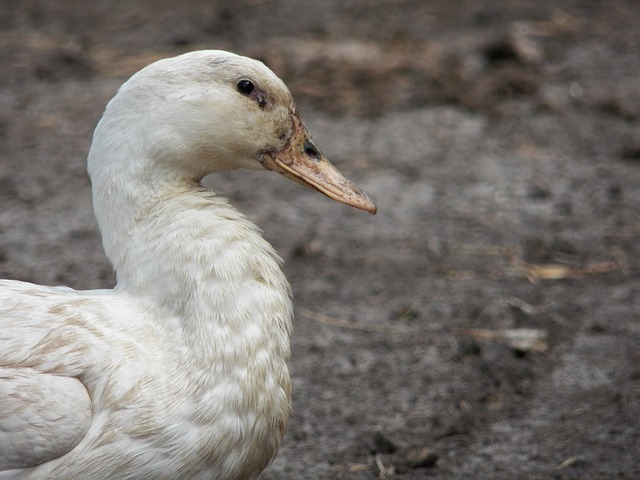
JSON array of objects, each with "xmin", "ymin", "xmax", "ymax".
[{"xmin": 366, "ymin": 202, "xmax": 377, "ymax": 215}]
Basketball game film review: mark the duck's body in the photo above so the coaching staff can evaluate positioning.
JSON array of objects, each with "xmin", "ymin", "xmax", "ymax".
[
  {"xmin": 0, "ymin": 51, "xmax": 375, "ymax": 479},
  {"xmin": 1, "ymin": 193, "xmax": 291, "ymax": 480}
]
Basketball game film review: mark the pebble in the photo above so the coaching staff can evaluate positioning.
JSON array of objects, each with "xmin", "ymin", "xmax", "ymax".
[{"xmin": 404, "ymin": 447, "xmax": 438, "ymax": 469}]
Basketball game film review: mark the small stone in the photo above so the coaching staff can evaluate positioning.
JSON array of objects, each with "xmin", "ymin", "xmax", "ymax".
[
  {"xmin": 620, "ymin": 143, "xmax": 640, "ymax": 162},
  {"xmin": 364, "ymin": 431, "xmax": 397, "ymax": 454},
  {"xmin": 404, "ymin": 446, "xmax": 438, "ymax": 469},
  {"xmin": 292, "ymin": 240, "xmax": 322, "ymax": 258},
  {"xmin": 457, "ymin": 336, "xmax": 481, "ymax": 358}
]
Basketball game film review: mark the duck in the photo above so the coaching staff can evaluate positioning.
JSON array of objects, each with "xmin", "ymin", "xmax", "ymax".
[{"xmin": 0, "ymin": 50, "xmax": 376, "ymax": 480}]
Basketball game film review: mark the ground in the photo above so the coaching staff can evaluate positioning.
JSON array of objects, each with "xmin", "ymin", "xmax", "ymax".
[{"xmin": 1, "ymin": 1, "xmax": 639, "ymax": 478}]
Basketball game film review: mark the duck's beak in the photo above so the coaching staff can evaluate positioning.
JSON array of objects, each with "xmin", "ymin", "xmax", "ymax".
[{"xmin": 261, "ymin": 116, "xmax": 377, "ymax": 214}]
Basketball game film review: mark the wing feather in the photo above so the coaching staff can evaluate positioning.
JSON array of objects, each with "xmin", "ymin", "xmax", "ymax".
[
  {"xmin": 0, "ymin": 369, "xmax": 91, "ymax": 469},
  {"xmin": 0, "ymin": 280, "xmax": 101, "ymax": 470}
]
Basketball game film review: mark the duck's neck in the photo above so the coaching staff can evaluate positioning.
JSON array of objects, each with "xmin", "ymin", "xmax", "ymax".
[{"xmin": 89, "ymin": 152, "xmax": 293, "ymax": 362}]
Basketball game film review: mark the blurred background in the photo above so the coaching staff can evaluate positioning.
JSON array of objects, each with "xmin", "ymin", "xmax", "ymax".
[{"xmin": 1, "ymin": 1, "xmax": 639, "ymax": 478}]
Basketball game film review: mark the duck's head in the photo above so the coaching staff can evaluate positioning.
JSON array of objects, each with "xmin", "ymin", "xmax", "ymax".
[{"xmin": 94, "ymin": 50, "xmax": 376, "ymax": 214}]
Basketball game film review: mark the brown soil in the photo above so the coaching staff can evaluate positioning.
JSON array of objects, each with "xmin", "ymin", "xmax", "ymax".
[{"xmin": 1, "ymin": 1, "xmax": 639, "ymax": 478}]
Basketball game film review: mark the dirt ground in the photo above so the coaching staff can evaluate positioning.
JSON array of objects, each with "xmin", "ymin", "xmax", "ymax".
[{"xmin": 1, "ymin": 1, "xmax": 639, "ymax": 478}]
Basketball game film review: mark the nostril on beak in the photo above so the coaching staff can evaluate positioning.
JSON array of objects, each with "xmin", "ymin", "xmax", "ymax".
[{"xmin": 303, "ymin": 139, "xmax": 322, "ymax": 160}]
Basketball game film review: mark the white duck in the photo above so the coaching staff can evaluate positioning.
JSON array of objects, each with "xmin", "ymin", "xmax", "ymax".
[{"xmin": 0, "ymin": 50, "xmax": 376, "ymax": 480}]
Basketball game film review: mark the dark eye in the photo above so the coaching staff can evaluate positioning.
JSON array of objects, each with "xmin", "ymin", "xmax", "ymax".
[
  {"xmin": 237, "ymin": 79, "xmax": 255, "ymax": 95},
  {"xmin": 303, "ymin": 139, "xmax": 322, "ymax": 160}
]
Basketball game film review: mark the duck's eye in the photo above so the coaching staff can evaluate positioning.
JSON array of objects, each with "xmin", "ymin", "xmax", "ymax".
[
  {"xmin": 304, "ymin": 139, "xmax": 322, "ymax": 160},
  {"xmin": 237, "ymin": 79, "xmax": 255, "ymax": 95}
]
